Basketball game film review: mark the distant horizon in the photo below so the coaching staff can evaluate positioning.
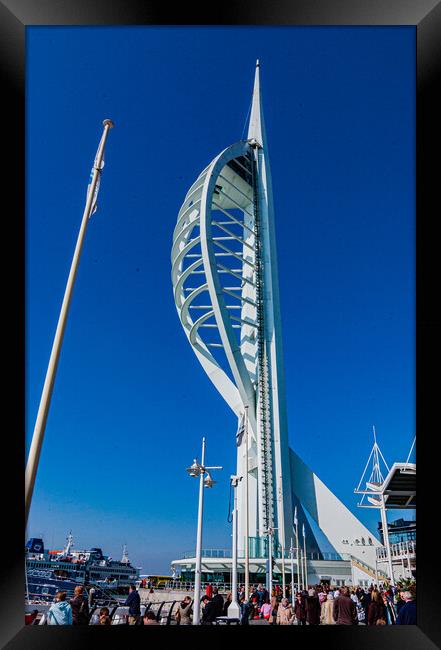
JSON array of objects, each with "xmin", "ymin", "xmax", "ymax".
[{"xmin": 26, "ymin": 25, "xmax": 415, "ymax": 574}]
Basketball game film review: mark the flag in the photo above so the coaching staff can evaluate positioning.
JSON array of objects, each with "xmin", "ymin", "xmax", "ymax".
[
  {"xmin": 294, "ymin": 506, "xmax": 298, "ymax": 528},
  {"xmin": 86, "ymin": 141, "xmax": 105, "ymax": 217},
  {"xmin": 236, "ymin": 412, "xmax": 245, "ymax": 446},
  {"xmin": 302, "ymin": 523, "xmax": 305, "ymax": 538}
]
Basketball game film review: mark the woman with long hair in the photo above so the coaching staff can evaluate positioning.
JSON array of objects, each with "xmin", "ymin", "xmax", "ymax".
[{"xmin": 367, "ymin": 589, "xmax": 387, "ymax": 625}]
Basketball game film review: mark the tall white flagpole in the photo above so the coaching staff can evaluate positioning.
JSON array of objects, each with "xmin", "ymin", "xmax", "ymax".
[
  {"xmin": 290, "ymin": 537, "xmax": 294, "ymax": 600},
  {"xmin": 244, "ymin": 405, "xmax": 250, "ymax": 601},
  {"xmin": 25, "ymin": 119, "xmax": 115, "ymax": 525}
]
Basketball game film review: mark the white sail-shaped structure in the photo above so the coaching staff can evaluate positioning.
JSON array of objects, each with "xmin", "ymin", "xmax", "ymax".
[{"xmin": 171, "ymin": 62, "xmax": 381, "ymax": 570}]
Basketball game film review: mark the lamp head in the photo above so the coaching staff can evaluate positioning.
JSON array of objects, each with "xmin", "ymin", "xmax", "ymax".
[
  {"xmin": 204, "ymin": 472, "xmax": 216, "ymax": 488},
  {"xmin": 186, "ymin": 459, "xmax": 201, "ymax": 477}
]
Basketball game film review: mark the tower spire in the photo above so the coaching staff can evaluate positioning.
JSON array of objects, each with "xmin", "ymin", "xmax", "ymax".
[{"xmin": 247, "ymin": 60, "xmax": 265, "ymax": 146}]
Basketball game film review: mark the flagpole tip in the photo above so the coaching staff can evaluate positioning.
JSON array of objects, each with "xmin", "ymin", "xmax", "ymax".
[{"xmin": 103, "ymin": 119, "xmax": 115, "ymax": 129}]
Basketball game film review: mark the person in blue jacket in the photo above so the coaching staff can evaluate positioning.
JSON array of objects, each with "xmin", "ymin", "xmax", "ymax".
[
  {"xmin": 124, "ymin": 584, "xmax": 141, "ymax": 624},
  {"xmin": 395, "ymin": 591, "xmax": 416, "ymax": 625},
  {"xmin": 47, "ymin": 591, "xmax": 72, "ymax": 625}
]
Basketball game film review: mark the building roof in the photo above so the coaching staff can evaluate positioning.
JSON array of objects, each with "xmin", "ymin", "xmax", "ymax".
[{"xmin": 365, "ymin": 462, "xmax": 416, "ymax": 509}]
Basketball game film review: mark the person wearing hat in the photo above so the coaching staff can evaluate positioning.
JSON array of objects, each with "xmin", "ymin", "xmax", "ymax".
[{"xmin": 201, "ymin": 595, "xmax": 217, "ymax": 625}]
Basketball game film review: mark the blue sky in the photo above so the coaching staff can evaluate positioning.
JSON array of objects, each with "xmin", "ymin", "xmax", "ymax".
[{"xmin": 26, "ymin": 26, "xmax": 415, "ymax": 574}]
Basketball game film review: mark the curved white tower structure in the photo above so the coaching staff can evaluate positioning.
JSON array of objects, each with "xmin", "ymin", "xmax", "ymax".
[{"xmin": 171, "ymin": 62, "xmax": 381, "ymax": 568}]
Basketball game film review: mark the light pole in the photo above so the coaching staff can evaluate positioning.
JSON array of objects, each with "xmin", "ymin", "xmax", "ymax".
[
  {"xmin": 244, "ymin": 405, "xmax": 250, "ymax": 601},
  {"xmin": 302, "ymin": 524, "xmax": 308, "ymax": 590},
  {"xmin": 380, "ymin": 494, "xmax": 395, "ymax": 586},
  {"xmin": 228, "ymin": 474, "xmax": 242, "ymax": 619},
  {"xmin": 264, "ymin": 526, "xmax": 277, "ymax": 595},
  {"xmin": 186, "ymin": 437, "xmax": 222, "ymax": 625},
  {"xmin": 289, "ymin": 537, "xmax": 294, "ymax": 600}
]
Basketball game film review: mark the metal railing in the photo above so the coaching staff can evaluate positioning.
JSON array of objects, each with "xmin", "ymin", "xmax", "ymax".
[
  {"xmin": 180, "ymin": 548, "xmax": 348, "ymax": 562},
  {"xmin": 376, "ymin": 540, "xmax": 416, "ymax": 562},
  {"xmin": 36, "ymin": 600, "xmax": 185, "ymax": 626}
]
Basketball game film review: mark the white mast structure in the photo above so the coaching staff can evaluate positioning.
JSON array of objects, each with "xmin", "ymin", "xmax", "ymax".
[
  {"xmin": 171, "ymin": 61, "xmax": 292, "ymax": 555},
  {"xmin": 121, "ymin": 544, "xmax": 130, "ymax": 564},
  {"xmin": 171, "ymin": 62, "xmax": 384, "ymax": 574},
  {"xmin": 62, "ymin": 531, "xmax": 74, "ymax": 557},
  {"xmin": 354, "ymin": 427, "xmax": 395, "ymax": 584}
]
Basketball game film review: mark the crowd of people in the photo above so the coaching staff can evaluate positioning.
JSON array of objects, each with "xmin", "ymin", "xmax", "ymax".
[
  {"xmin": 192, "ymin": 580, "xmax": 416, "ymax": 626},
  {"xmin": 29, "ymin": 579, "xmax": 416, "ymax": 626}
]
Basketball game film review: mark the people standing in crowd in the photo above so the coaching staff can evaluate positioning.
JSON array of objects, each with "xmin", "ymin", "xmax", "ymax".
[
  {"xmin": 205, "ymin": 582, "xmax": 213, "ymax": 599},
  {"xmin": 201, "ymin": 595, "xmax": 217, "ymax": 625},
  {"xmin": 239, "ymin": 594, "xmax": 251, "ymax": 625},
  {"xmin": 256, "ymin": 583, "xmax": 269, "ymax": 607},
  {"xmin": 294, "ymin": 592, "xmax": 307, "ymax": 625},
  {"xmin": 332, "ymin": 586, "xmax": 357, "ymax": 625},
  {"xmin": 381, "ymin": 590, "xmax": 396, "ymax": 625},
  {"xmin": 395, "ymin": 591, "xmax": 416, "ymax": 625},
  {"xmin": 261, "ymin": 599, "xmax": 272, "ymax": 622},
  {"xmin": 359, "ymin": 587, "xmax": 371, "ymax": 621},
  {"xmin": 367, "ymin": 589, "xmax": 386, "ymax": 625},
  {"xmin": 88, "ymin": 586, "xmax": 96, "ymax": 608},
  {"xmin": 396, "ymin": 589, "xmax": 407, "ymax": 616},
  {"xmin": 276, "ymin": 597, "xmax": 295, "ymax": 625},
  {"xmin": 211, "ymin": 586, "xmax": 224, "ymax": 618},
  {"xmin": 222, "ymin": 592, "xmax": 233, "ymax": 616},
  {"xmin": 175, "ymin": 595, "xmax": 193, "ymax": 625},
  {"xmin": 99, "ymin": 607, "xmax": 111, "ymax": 625},
  {"xmin": 270, "ymin": 590, "xmax": 279, "ymax": 625},
  {"xmin": 143, "ymin": 611, "xmax": 160, "ymax": 625},
  {"xmin": 305, "ymin": 588, "xmax": 321, "ymax": 625},
  {"xmin": 249, "ymin": 591, "xmax": 260, "ymax": 620},
  {"xmin": 70, "ymin": 585, "xmax": 89, "ymax": 625},
  {"xmin": 124, "ymin": 584, "xmax": 141, "ymax": 625},
  {"xmin": 47, "ymin": 591, "xmax": 73, "ymax": 625},
  {"xmin": 320, "ymin": 592, "xmax": 336, "ymax": 625}
]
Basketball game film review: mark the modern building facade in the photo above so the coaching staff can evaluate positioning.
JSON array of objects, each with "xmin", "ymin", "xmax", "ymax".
[
  {"xmin": 378, "ymin": 518, "xmax": 416, "ymax": 545},
  {"xmin": 171, "ymin": 62, "xmax": 381, "ymax": 581}
]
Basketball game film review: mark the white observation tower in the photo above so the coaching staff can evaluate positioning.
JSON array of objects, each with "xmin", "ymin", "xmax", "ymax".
[{"xmin": 171, "ymin": 62, "xmax": 380, "ymax": 571}]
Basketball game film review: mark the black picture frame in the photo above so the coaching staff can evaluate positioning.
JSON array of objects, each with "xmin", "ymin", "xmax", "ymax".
[{"xmin": 2, "ymin": 0, "xmax": 440, "ymax": 647}]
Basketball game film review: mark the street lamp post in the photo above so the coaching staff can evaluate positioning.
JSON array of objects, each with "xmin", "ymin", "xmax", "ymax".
[
  {"xmin": 290, "ymin": 537, "xmax": 294, "ymax": 600},
  {"xmin": 186, "ymin": 437, "xmax": 222, "ymax": 625},
  {"xmin": 264, "ymin": 526, "xmax": 277, "ymax": 596},
  {"xmin": 228, "ymin": 474, "xmax": 242, "ymax": 619}
]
